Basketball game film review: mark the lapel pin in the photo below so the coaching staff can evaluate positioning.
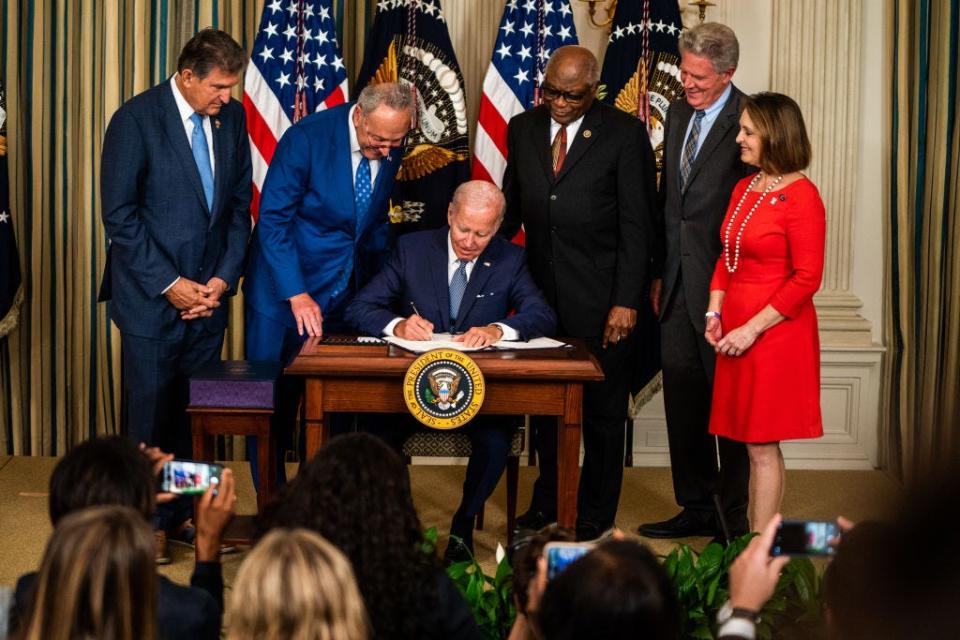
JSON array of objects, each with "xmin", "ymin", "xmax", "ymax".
[
  {"xmin": 483, "ymin": 261, "xmax": 491, "ymax": 267},
  {"xmin": 769, "ymin": 197, "xmax": 778, "ymax": 205},
  {"xmin": 582, "ymin": 129, "xmax": 592, "ymax": 138},
  {"xmin": 214, "ymin": 119, "xmax": 221, "ymax": 129},
  {"xmin": 779, "ymin": 194, "xmax": 787, "ymax": 201}
]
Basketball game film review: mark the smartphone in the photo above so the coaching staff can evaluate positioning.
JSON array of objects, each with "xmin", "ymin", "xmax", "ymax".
[
  {"xmin": 770, "ymin": 520, "xmax": 840, "ymax": 557},
  {"xmin": 159, "ymin": 460, "xmax": 223, "ymax": 496},
  {"xmin": 544, "ymin": 541, "xmax": 595, "ymax": 580}
]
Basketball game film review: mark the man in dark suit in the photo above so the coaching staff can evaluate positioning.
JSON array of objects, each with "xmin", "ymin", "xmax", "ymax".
[
  {"xmin": 640, "ymin": 23, "xmax": 753, "ymax": 541},
  {"xmin": 345, "ymin": 180, "xmax": 556, "ymax": 562},
  {"xmin": 501, "ymin": 46, "xmax": 657, "ymax": 541},
  {"xmin": 99, "ymin": 29, "xmax": 251, "ymax": 550}
]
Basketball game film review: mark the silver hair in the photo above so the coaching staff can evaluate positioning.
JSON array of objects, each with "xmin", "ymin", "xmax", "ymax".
[
  {"xmin": 546, "ymin": 45, "xmax": 600, "ymax": 85},
  {"xmin": 678, "ymin": 22, "xmax": 739, "ymax": 73},
  {"xmin": 451, "ymin": 180, "xmax": 506, "ymax": 223},
  {"xmin": 356, "ymin": 82, "xmax": 415, "ymax": 116}
]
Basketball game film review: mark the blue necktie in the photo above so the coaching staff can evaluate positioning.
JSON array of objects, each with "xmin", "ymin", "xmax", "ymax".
[
  {"xmin": 189, "ymin": 113, "xmax": 214, "ymax": 211},
  {"xmin": 449, "ymin": 259, "xmax": 469, "ymax": 321},
  {"xmin": 355, "ymin": 156, "xmax": 372, "ymax": 219},
  {"xmin": 679, "ymin": 109, "xmax": 705, "ymax": 189}
]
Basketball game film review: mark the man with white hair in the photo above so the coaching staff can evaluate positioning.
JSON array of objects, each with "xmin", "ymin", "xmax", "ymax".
[{"xmin": 346, "ymin": 180, "xmax": 556, "ymax": 562}]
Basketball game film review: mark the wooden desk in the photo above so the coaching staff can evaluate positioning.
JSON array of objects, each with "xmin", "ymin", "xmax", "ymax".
[{"xmin": 285, "ymin": 339, "xmax": 604, "ymax": 529}]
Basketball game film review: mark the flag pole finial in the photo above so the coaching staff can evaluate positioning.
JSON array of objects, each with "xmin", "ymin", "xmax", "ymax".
[
  {"xmin": 577, "ymin": 0, "xmax": 618, "ymax": 30},
  {"xmin": 688, "ymin": 0, "xmax": 715, "ymax": 24}
]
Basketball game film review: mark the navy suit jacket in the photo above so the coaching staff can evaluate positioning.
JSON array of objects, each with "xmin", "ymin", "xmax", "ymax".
[
  {"xmin": 98, "ymin": 79, "xmax": 252, "ymax": 339},
  {"xmin": 345, "ymin": 227, "xmax": 556, "ymax": 340},
  {"xmin": 243, "ymin": 103, "xmax": 403, "ymax": 325}
]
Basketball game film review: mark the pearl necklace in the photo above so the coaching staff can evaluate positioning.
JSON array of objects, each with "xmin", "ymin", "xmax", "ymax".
[{"xmin": 723, "ymin": 173, "xmax": 783, "ymax": 273}]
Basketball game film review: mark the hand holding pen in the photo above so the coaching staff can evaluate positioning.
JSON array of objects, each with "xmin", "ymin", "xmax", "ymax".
[{"xmin": 395, "ymin": 301, "xmax": 434, "ymax": 341}]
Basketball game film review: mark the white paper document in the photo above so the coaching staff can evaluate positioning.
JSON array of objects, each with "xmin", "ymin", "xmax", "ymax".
[{"xmin": 382, "ymin": 333, "xmax": 568, "ymax": 354}]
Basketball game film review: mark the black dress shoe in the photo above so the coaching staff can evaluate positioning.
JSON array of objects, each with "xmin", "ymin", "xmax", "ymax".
[
  {"xmin": 442, "ymin": 535, "xmax": 474, "ymax": 566},
  {"xmin": 638, "ymin": 510, "xmax": 716, "ymax": 539},
  {"xmin": 575, "ymin": 520, "xmax": 612, "ymax": 542},
  {"xmin": 514, "ymin": 508, "xmax": 557, "ymax": 533}
]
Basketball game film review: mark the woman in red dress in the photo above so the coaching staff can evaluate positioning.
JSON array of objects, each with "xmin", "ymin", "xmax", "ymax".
[{"xmin": 705, "ymin": 93, "xmax": 825, "ymax": 532}]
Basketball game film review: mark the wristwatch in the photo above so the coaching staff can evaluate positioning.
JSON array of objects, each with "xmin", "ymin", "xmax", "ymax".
[
  {"xmin": 704, "ymin": 310, "xmax": 722, "ymax": 320},
  {"xmin": 717, "ymin": 600, "xmax": 761, "ymax": 625}
]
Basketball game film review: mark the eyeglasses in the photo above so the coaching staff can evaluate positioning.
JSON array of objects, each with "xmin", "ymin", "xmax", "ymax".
[{"xmin": 541, "ymin": 84, "xmax": 594, "ymax": 104}]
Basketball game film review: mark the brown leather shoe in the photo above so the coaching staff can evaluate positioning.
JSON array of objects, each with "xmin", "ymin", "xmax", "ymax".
[{"xmin": 155, "ymin": 530, "xmax": 172, "ymax": 565}]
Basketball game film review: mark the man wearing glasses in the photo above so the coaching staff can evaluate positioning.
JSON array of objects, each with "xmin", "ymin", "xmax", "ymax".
[
  {"xmin": 501, "ymin": 46, "xmax": 657, "ymax": 541},
  {"xmin": 243, "ymin": 82, "xmax": 413, "ymax": 484}
]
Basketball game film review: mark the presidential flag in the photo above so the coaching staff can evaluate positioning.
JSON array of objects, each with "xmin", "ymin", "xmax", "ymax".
[
  {"xmin": 600, "ymin": 0, "xmax": 683, "ymax": 181},
  {"xmin": 0, "ymin": 81, "xmax": 22, "ymax": 338},
  {"xmin": 472, "ymin": 0, "xmax": 578, "ymax": 187},
  {"xmin": 243, "ymin": 0, "xmax": 349, "ymax": 222},
  {"xmin": 355, "ymin": 0, "xmax": 470, "ymax": 235}
]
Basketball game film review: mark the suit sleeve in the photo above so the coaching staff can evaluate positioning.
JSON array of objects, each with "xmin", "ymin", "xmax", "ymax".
[
  {"xmin": 255, "ymin": 125, "xmax": 312, "ymax": 301},
  {"xmin": 499, "ymin": 251, "xmax": 557, "ymax": 340},
  {"xmin": 499, "ymin": 120, "xmax": 523, "ymax": 240},
  {"xmin": 211, "ymin": 107, "xmax": 253, "ymax": 292},
  {"xmin": 100, "ymin": 108, "xmax": 180, "ymax": 297},
  {"xmin": 612, "ymin": 119, "xmax": 653, "ymax": 310},
  {"xmin": 343, "ymin": 244, "xmax": 408, "ymax": 335},
  {"xmin": 651, "ymin": 112, "xmax": 671, "ymax": 279},
  {"xmin": 767, "ymin": 189, "xmax": 826, "ymax": 318}
]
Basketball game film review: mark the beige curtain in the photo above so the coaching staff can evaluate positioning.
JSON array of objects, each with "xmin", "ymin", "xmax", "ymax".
[
  {"xmin": 882, "ymin": 0, "xmax": 960, "ymax": 478},
  {"xmin": 0, "ymin": 0, "xmax": 260, "ymax": 455}
]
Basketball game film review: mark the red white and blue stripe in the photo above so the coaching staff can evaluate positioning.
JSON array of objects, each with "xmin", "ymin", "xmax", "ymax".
[
  {"xmin": 243, "ymin": 0, "xmax": 349, "ymax": 221},
  {"xmin": 471, "ymin": 0, "xmax": 578, "ymax": 186}
]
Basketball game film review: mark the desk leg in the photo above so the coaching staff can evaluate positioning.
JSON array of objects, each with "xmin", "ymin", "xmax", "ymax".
[
  {"xmin": 304, "ymin": 378, "xmax": 328, "ymax": 462},
  {"xmin": 557, "ymin": 383, "xmax": 582, "ymax": 530}
]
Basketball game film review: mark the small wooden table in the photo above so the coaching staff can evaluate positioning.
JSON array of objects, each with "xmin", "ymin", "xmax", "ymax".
[{"xmin": 286, "ymin": 338, "xmax": 604, "ymax": 529}]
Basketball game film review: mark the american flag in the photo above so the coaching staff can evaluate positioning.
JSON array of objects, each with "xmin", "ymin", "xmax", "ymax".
[
  {"xmin": 243, "ymin": 0, "xmax": 349, "ymax": 221},
  {"xmin": 471, "ymin": 0, "xmax": 578, "ymax": 186}
]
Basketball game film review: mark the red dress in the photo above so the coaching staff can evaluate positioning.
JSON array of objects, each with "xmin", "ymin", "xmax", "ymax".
[{"xmin": 708, "ymin": 175, "xmax": 825, "ymax": 443}]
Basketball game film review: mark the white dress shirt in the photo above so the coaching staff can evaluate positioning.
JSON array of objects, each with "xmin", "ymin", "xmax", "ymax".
[
  {"xmin": 382, "ymin": 234, "xmax": 518, "ymax": 340},
  {"xmin": 549, "ymin": 113, "xmax": 585, "ymax": 151}
]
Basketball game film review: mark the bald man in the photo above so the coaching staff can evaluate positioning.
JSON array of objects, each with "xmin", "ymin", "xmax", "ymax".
[
  {"xmin": 346, "ymin": 180, "xmax": 556, "ymax": 562},
  {"xmin": 502, "ymin": 46, "xmax": 657, "ymax": 541}
]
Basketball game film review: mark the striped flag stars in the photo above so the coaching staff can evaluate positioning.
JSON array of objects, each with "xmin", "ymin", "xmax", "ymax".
[
  {"xmin": 243, "ymin": 0, "xmax": 348, "ymax": 222},
  {"xmin": 471, "ymin": 0, "xmax": 578, "ymax": 187}
]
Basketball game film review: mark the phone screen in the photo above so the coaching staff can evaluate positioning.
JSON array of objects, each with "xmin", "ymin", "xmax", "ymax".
[
  {"xmin": 160, "ymin": 460, "xmax": 222, "ymax": 496},
  {"xmin": 545, "ymin": 543, "xmax": 593, "ymax": 580},
  {"xmin": 771, "ymin": 520, "xmax": 839, "ymax": 556}
]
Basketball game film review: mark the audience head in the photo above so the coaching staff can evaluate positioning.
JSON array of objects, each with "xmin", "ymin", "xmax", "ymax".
[
  {"xmin": 262, "ymin": 432, "xmax": 436, "ymax": 639},
  {"xmin": 175, "ymin": 28, "xmax": 245, "ymax": 116},
  {"xmin": 678, "ymin": 22, "xmax": 738, "ymax": 110},
  {"xmin": 48, "ymin": 436, "xmax": 155, "ymax": 525},
  {"xmin": 738, "ymin": 92, "xmax": 811, "ymax": 174},
  {"xmin": 447, "ymin": 180, "xmax": 507, "ymax": 261},
  {"xmin": 229, "ymin": 528, "xmax": 368, "ymax": 640},
  {"xmin": 822, "ymin": 475, "xmax": 960, "ymax": 640},
  {"xmin": 510, "ymin": 525, "xmax": 575, "ymax": 617},
  {"xmin": 354, "ymin": 83, "xmax": 414, "ymax": 159},
  {"xmin": 536, "ymin": 540, "xmax": 680, "ymax": 640},
  {"xmin": 543, "ymin": 46, "xmax": 599, "ymax": 125},
  {"xmin": 17, "ymin": 506, "xmax": 157, "ymax": 640}
]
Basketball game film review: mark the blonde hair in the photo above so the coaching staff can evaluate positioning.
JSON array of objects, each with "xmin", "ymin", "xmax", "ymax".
[
  {"xmin": 17, "ymin": 505, "xmax": 157, "ymax": 640},
  {"xmin": 228, "ymin": 528, "xmax": 368, "ymax": 640}
]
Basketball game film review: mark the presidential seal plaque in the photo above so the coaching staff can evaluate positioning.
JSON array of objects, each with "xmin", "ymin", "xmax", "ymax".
[{"xmin": 403, "ymin": 349, "xmax": 485, "ymax": 429}]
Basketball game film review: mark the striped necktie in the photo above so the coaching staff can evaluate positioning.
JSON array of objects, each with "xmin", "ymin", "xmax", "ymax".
[
  {"xmin": 679, "ymin": 109, "xmax": 706, "ymax": 188},
  {"xmin": 552, "ymin": 125, "xmax": 567, "ymax": 175}
]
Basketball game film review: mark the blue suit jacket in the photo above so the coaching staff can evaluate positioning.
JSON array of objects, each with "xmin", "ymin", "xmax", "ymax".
[
  {"xmin": 243, "ymin": 103, "xmax": 402, "ymax": 325},
  {"xmin": 98, "ymin": 80, "xmax": 252, "ymax": 339},
  {"xmin": 345, "ymin": 227, "xmax": 556, "ymax": 340}
]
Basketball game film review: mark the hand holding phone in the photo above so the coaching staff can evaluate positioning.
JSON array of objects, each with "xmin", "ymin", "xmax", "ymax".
[
  {"xmin": 770, "ymin": 520, "xmax": 841, "ymax": 557},
  {"xmin": 159, "ymin": 460, "xmax": 223, "ymax": 496},
  {"xmin": 543, "ymin": 541, "xmax": 595, "ymax": 580}
]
